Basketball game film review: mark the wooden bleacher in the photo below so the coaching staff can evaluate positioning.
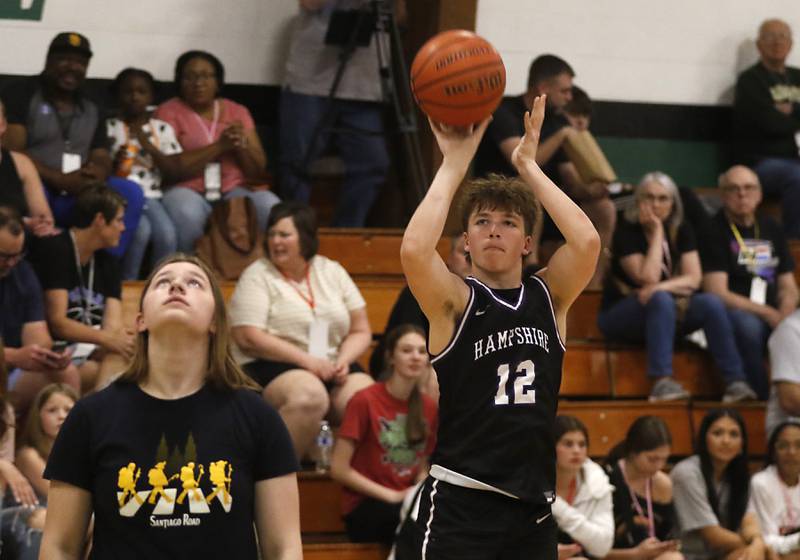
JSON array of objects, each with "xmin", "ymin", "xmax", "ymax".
[{"xmin": 120, "ymin": 228, "xmax": 794, "ymax": 558}]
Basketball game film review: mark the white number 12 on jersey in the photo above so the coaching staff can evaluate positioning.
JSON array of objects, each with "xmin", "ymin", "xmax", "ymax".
[{"xmin": 494, "ymin": 359, "xmax": 536, "ymax": 405}]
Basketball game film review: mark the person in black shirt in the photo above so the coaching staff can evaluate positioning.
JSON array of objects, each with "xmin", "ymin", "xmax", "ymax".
[
  {"xmin": 28, "ymin": 185, "xmax": 134, "ymax": 393},
  {"xmin": 732, "ymin": 19, "xmax": 800, "ymax": 238},
  {"xmin": 0, "ymin": 99, "xmax": 56, "ymax": 237},
  {"xmin": 40, "ymin": 254, "xmax": 302, "ymax": 560},
  {"xmin": 474, "ymin": 55, "xmax": 614, "ymax": 286},
  {"xmin": 598, "ymin": 171, "xmax": 756, "ymax": 403},
  {"xmin": 703, "ymin": 165, "xmax": 798, "ymax": 399},
  {"xmin": 394, "ymin": 96, "xmax": 600, "ymax": 559}
]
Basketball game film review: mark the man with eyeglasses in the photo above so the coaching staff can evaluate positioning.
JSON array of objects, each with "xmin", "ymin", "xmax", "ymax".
[
  {"xmin": 0, "ymin": 31, "xmax": 143, "ymax": 258},
  {"xmin": 703, "ymin": 165, "xmax": 799, "ymax": 399},
  {"xmin": 732, "ymin": 18, "xmax": 800, "ymax": 238},
  {"xmin": 0, "ymin": 205, "xmax": 80, "ymax": 419}
]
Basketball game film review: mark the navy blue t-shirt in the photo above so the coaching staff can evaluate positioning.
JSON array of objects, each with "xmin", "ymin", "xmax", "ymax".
[
  {"xmin": 45, "ymin": 381, "xmax": 298, "ymax": 560},
  {"xmin": 0, "ymin": 260, "xmax": 45, "ymax": 348}
]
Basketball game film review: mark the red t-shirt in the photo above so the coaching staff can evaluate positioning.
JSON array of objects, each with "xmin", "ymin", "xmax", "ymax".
[
  {"xmin": 154, "ymin": 97, "xmax": 255, "ymax": 194},
  {"xmin": 338, "ymin": 382, "xmax": 438, "ymax": 515}
]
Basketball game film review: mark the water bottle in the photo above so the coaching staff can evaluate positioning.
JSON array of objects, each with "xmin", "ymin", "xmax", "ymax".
[{"xmin": 316, "ymin": 420, "xmax": 333, "ymax": 473}]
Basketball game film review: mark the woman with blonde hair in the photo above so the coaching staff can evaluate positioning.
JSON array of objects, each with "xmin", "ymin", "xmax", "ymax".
[
  {"xmin": 40, "ymin": 254, "xmax": 301, "ymax": 560},
  {"xmin": 598, "ymin": 172, "xmax": 755, "ymax": 403}
]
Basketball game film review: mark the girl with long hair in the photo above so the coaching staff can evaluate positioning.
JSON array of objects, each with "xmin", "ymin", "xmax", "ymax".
[
  {"xmin": 40, "ymin": 255, "xmax": 301, "ymax": 560},
  {"xmin": 605, "ymin": 415, "xmax": 683, "ymax": 560},
  {"xmin": 671, "ymin": 408, "xmax": 773, "ymax": 559},
  {"xmin": 553, "ymin": 415, "xmax": 614, "ymax": 559},
  {"xmin": 330, "ymin": 324, "xmax": 438, "ymax": 546},
  {"xmin": 749, "ymin": 420, "xmax": 800, "ymax": 557}
]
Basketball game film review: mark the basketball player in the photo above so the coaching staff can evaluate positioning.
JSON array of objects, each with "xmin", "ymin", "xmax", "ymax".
[{"xmin": 394, "ymin": 96, "xmax": 600, "ymax": 559}]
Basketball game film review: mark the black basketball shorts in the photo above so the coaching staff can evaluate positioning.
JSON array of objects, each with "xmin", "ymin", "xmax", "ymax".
[{"xmin": 394, "ymin": 476, "xmax": 557, "ymax": 560}]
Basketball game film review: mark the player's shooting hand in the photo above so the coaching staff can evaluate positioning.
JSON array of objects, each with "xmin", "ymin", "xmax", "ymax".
[
  {"xmin": 511, "ymin": 94, "xmax": 546, "ymax": 172},
  {"xmin": 429, "ymin": 117, "xmax": 492, "ymax": 172}
]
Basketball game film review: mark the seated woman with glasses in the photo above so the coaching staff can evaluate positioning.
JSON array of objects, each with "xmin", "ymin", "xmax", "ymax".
[
  {"xmin": 597, "ymin": 171, "xmax": 757, "ymax": 403},
  {"xmin": 153, "ymin": 50, "xmax": 279, "ymax": 254}
]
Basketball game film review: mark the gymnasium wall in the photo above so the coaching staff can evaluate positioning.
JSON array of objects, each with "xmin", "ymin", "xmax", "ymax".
[
  {"xmin": 0, "ymin": 0, "xmax": 298, "ymax": 84},
  {"xmin": 476, "ymin": 0, "xmax": 800, "ymax": 106}
]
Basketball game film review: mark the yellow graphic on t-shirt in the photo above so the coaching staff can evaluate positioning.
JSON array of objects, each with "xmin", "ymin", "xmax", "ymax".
[
  {"xmin": 147, "ymin": 461, "xmax": 179, "ymax": 504},
  {"xmin": 176, "ymin": 462, "xmax": 205, "ymax": 505},
  {"xmin": 117, "ymin": 463, "xmax": 143, "ymax": 507},
  {"xmin": 206, "ymin": 460, "xmax": 232, "ymax": 505}
]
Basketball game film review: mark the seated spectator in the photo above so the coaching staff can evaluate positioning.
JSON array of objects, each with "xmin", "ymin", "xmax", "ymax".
[
  {"xmin": 598, "ymin": 172, "xmax": 757, "ymax": 402},
  {"xmin": 552, "ymin": 415, "xmax": 614, "ymax": 559},
  {"xmin": 605, "ymin": 416, "xmax": 682, "ymax": 560},
  {"xmin": 368, "ymin": 234, "xmax": 469, "ymax": 376},
  {"xmin": 703, "ymin": 165, "xmax": 798, "ymax": 400},
  {"xmin": 0, "ymin": 206, "xmax": 78, "ymax": 418},
  {"xmin": 154, "ymin": 50, "xmax": 279, "ymax": 253},
  {"xmin": 0, "ymin": 99, "xmax": 56, "ymax": 237},
  {"xmin": 330, "ymin": 324, "xmax": 437, "ymax": 546},
  {"xmin": 107, "ymin": 68, "xmax": 184, "ymax": 280},
  {"xmin": 768, "ymin": 309, "xmax": 800, "ymax": 435},
  {"xmin": 732, "ymin": 18, "xmax": 800, "ymax": 238},
  {"xmin": 672, "ymin": 409, "xmax": 772, "ymax": 559},
  {"xmin": 475, "ymin": 55, "xmax": 616, "ymax": 286},
  {"xmin": 749, "ymin": 420, "xmax": 800, "ymax": 557},
  {"xmin": 0, "ymin": 342, "xmax": 45, "ymax": 560},
  {"xmin": 0, "ymin": 31, "xmax": 144, "ymax": 257},
  {"xmin": 230, "ymin": 201, "xmax": 373, "ymax": 458},
  {"xmin": 28, "ymin": 185, "xmax": 134, "ymax": 393},
  {"xmin": 9, "ymin": 383, "xmax": 76, "ymax": 560}
]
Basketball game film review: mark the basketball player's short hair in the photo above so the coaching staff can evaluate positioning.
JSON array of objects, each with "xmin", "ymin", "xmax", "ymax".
[
  {"xmin": 527, "ymin": 54, "xmax": 574, "ymax": 89},
  {"xmin": 459, "ymin": 174, "xmax": 539, "ymax": 237}
]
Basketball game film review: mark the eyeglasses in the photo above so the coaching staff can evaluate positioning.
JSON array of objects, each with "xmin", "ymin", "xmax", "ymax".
[
  {"xmin": 721, "ymin": 183, "xmax": 759, "ymax": 195},
  {"xmin": 0, "ymin": 249, "xmax": 26, "ymax": 264},
  {"xmin": 760, "ymin": 32, "xmax": 792, "ymax": 44},
  {"xmin": 181, "ymin": 72, "xmax": 216, "ymax": 83},
  {"xmin": 642, "ymin": 194, "xmax": 672, "ymax": 204}
]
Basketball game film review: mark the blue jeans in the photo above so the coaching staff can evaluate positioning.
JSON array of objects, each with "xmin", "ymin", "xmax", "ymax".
[
  {"xmin": 161, "ymin": 186, "xmax": 280, "ymax": 253},
  {"xmin": 753, "ymin": 157, "xmax": 800, "ymax": 238},
  {"xmin": 279, "ymin": 89, "xmax": 389, "ymax": 227},
  {"xmin": 598, "ymin": 291, "xmax": 746, "ymax": 383},
  {"xmin": 45, "ymin": 177, "xmax": 145, "ymax": 257},
  {"xmin": 121, "ymin": 198, "xmax": 178, "ymax": 280},
  {"xmin": 726, "ymin": 308, "xmax": 771, "ymax": 399}
]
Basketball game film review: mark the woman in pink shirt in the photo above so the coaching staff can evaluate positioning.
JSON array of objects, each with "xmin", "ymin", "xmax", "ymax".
[{"xmin": 155, "ymin": 50, "xmax": 279, "ymax": 252}]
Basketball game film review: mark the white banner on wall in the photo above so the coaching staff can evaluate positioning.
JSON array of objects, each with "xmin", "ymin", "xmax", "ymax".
[
  {"xmin": 476, "ymin": 0, "xmax": 800, "ymax": 106},
  {"xmin": 0, "ymin": 0, "xmax": 299, "ymax": 85}
]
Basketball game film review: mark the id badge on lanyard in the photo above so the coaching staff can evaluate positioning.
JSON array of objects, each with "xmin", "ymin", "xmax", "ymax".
[
  {"xmin": 308, "ymin": 318, "xmax": 330, "ymax": 358},
  {"xmin": 62, "ymin": 153, "xmax": 81, "ymax": 173}
]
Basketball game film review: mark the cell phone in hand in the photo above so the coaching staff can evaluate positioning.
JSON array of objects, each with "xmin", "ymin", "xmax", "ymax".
[{"xmin": 52, "ymin": 341, "xmax": 69, "ymax": 354}]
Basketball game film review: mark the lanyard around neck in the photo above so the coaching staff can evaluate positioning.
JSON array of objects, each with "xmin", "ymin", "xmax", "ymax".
[
  {"xmin": 280, "ymin": 264, "xmax": 315, "ymax": 312},
  {"xmin": 69, "ymin": 230, "xmax": 95, "ymax": 325},
  {"xmin": 619, "ymin": 459, "xmax": 655, "ymax": 539},
  {"xmin": 729, "ymin": 220, "xmax": 760, "ymax": 254},
  {"xmin": 192, "ymin": 100, "xmax": 220, "ymax": 144}
]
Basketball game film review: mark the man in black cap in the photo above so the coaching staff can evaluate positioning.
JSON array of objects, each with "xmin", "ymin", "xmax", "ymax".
[{"xmin": 0, "ymin": 31, "xmax": 143, "ymax": 258}]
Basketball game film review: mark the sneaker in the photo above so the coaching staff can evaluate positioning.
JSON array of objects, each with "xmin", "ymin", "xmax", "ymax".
[
  {"xmin": 722, "ymin": 381, "xmax": 758, "ymax": 403},
  {"xmin": 649, "ymin": 377, "xmax": 690, "ymax": 402}
]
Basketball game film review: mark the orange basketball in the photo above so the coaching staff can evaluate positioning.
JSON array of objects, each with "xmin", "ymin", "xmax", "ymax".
[{"xmin": 410, "ymin": 30, "xmax": 506, "ymax": 127}]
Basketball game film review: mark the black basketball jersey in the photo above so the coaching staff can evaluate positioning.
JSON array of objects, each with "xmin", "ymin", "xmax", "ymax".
[{"xmin": 430, "ymin": 273, "xmax": 565, "ymax": 503}]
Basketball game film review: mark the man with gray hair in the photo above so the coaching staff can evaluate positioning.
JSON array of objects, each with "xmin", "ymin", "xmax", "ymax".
[
  {"xmin": 702, "ymin": 165, "xmax": 798, "ymax": 399},
  {"xmin": 732, "ymin": 18, "xmax": 800, "ymax": 238}
]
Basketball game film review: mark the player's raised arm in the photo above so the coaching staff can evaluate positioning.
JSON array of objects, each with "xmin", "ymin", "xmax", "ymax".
[
  {"xmin": 400, "ymin": 118, "xmax": 490, "ymax": 353},
  {"xmin": 512, "ymin": 96, "xmax": 600, "ymax": 325}
]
